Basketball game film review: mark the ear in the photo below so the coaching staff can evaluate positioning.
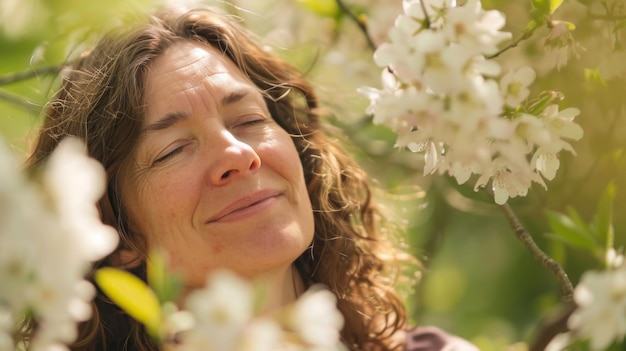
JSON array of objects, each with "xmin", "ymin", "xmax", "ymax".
[{"xmin": 107, "ymin": 248, "xmax": 142, "ymax": 269}]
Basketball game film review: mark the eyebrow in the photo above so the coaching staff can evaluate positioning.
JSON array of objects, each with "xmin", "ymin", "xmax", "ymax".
[
  {"xmin": 141, "ymin": 90, "xmax": 252, "ymax": 134},
  {"xmin": 220, "ymin": 90, "xmax": 249, "ymax": 107},
  {"xmin": 142, "ymin": 111, "xmax": 188, "ymax": 134}
]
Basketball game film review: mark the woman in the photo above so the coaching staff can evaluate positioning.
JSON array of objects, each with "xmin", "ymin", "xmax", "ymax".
[{"xmin": 26, "ymin": 5, "xmax": 476, "ymax": 351}]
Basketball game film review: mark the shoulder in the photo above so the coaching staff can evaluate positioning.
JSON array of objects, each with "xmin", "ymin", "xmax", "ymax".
[{"xmin": 405, "ymin": 326, "xmax": 480, "ymax": 351}]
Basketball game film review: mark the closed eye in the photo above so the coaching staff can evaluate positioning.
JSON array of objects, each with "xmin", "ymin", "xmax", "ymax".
[
  {"xmin": 242, "ymin": 119, "xmax": 266, "ymax": 126},
  {"xmin": 237, "ymin": 117, "xmax": 268, "ymax": 127},
  {"xmin": 154, "ymin": 145, "xmax": 185, "ymax": 164}
]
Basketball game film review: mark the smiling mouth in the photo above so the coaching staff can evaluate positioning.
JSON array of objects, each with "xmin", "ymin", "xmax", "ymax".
[{"xmin": 208, "ymin": 191, "xmax": 281, "ymax": 223}]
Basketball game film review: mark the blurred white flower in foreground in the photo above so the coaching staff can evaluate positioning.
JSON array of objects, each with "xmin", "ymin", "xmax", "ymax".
[
  {"xmin": 288, "ymin": 285, "xmax": 344, "ymax": 348},
  {"xmin": 606, "ymin": 248, "xmax": 625, "ymax": 269},
  {"xmin": 545, "ymin": 332, "xmax": 572, "ymax": 351},
  {"xmin": 0, "ymin": 137, "xmax": 118, "ymax": 351},
  {"xmin": 181, "ymin": 270, "xmax": 255, "ymax": 350},
  {"xmin": 44, "ymin": 138, "xmax": 119, "ymax": 261},
  {"xmin": 176, "ymin": 270, "xmax": 345, "ymax": 351},
  {"xmin": 568, "ymin": 264, "xmax": 626, "ymax": 350}
]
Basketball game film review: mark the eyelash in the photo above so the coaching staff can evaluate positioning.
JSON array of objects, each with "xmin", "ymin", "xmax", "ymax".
[
  {"xmin": 154, "ymin": 145, "xmax": 185, "ymax": 164},
  {"xmin": 238, "ymin": 117, "xmax": 266, "ymax": 127}
]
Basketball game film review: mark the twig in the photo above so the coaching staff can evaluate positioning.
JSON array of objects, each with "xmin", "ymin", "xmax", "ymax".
[
  {"xmin": 0, "ymin": 89, "xmax": 42, "ymax": 113},
  {"xmin": 419, "ymin": 0, "xmax": 431, "ymax": 29},
  {"xmin": 334, "ymin": 0, "xmax": 377, "ymax": 52},
  {"xmin": 588, "ymin": 12, "xmax": 626, "ymax": 21},
  {"xmin": 502, "ymin": 203, "xmax": 574, "ymax": 302},
  {"xmin": 529, "ymin": 302, "xmax": 576, "ymax": 351},
  {"xmin": 0, "ymin": 65, "xmax": 63, "ymax": 86},
  {"xmin": 486, "ymin": 25, "xmax": 540, "ymax": 59}
]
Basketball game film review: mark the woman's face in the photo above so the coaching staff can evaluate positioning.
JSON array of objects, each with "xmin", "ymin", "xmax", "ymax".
[{"xmin": 121, "ymin": 41, "xmax": 314, "ymax": 290}]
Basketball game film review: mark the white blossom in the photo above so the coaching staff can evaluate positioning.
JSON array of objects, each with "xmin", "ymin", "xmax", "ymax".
[
  {"xmin": 442, "ymin": 0, "xmax": 512, "ymax": 56},
  {"xmin": 473, "ymin": 156, "xmax": 545, "ymax": 205},
  {"xmin": 175, "ymin": 272, "xmax": 345, "ymax": 351},
  {"xmin": 530, "ymin": 105, "xmax": 583, "ymax": 180},
  {"xmin": 0, "ymin": 136, "xmax": 118, "ymax": 351},
  {"xmin": 542, "ymin": 21, "xmax": 583, "ymax": 70},
  {"xmin": 545, "ymin": 332, "xmax": 573, "ymax": 351},
  {"xmin": 288, "ymin": 285, "xmax": 344, "ymax": 349},
  {"xmin": 568, "ymin": 265, "xmax": 626, "ymax": 350},
  {"xmin": 606, "ymin": 248, "xmax": 625, "ymax": 269},
  {"xmin": 373, "ymin": 27, "xmax": 424, "ymax": 81},
  {"xmin": 238, "ymin": 318, "xmax": 283, "ymax": 351},
  {"xmin": 0, "ymin": 307, "xmax": 13, "ymax": 351},
  {"xmin": 180, "ymin": 270, "xmax": 254, "ymax": 351},
  {"xmin": 500, "ymin": 66, "xmax": 536, "ymax": 107},
  {"xmin": 359, "ymin": 0, "xmax": 583, "ymax": 204},
  {"xmin": 44, "ymin": 138, "xmax": 119, "ymax": 262}
]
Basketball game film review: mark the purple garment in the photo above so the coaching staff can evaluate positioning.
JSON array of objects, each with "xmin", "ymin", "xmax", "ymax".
[{"xmin": 406, "ymin": 326, "xmax": 479, "ymax": 351}]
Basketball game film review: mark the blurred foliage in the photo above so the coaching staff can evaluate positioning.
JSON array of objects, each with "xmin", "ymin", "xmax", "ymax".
[{"xmin": 1, "ymin": 0, "xmax": 625, "ymax": 350}]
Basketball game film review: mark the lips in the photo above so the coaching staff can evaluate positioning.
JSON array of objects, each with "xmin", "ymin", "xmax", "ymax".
[{"xmin": 207, "ymin": 189, "xmax": 282, "ymax": 223}]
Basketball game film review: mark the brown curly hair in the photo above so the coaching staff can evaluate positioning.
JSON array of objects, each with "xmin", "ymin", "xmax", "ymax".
[{"xmin": 26, "ymin": 6, "xmax": 413, "ymax": 351}]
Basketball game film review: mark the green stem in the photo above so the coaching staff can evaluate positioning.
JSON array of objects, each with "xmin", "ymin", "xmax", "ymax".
[
  {"xmin": 335, "ymin": 0, "xmax": 377, "ymax": 51},
  {"xmin": 0, "ymin": 89, "xmax": 42, "ymax": 113},
  {"xmin": 486, "ymin": 24, "xmax": 541, "ymax": 59},
  {"xmin": 502, "ymin": 203, "xmax": 574, "ymax": 302},
  {"xmin": 0, "ymin": 65, "xmax": 63, "ymax": 86},
  {"xmin": 419, "ymin": 0, "xmax": 432, "ymax": 29},
  {"xmin": 589, "ymin": 13, "xmax": 626, "ymax": 21}
]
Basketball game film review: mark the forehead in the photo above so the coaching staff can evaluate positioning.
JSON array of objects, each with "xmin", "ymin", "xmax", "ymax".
[
  {"xmin": 144, "ymin": 40, "xmax": 256, "ymax": 100},
  {"xmin": 141, "ymin": 40, "xmax": 264, "ymax": 124},
  {"xmin": 148, "ymin": 39, "xmax": 243, "ymax": 75},
  {"xmin": 150, "ymin": 40, "xmax": 237, "ymax": 73}
]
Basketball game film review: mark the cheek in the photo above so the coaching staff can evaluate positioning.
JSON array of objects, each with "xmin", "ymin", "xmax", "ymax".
[
  {"xmin": 262, "ymin": 131, "xmax": 305, "ymax": 174},
  {"xmin": 123, "ymin": 171, "xmax": 195, "ymax": 235}
]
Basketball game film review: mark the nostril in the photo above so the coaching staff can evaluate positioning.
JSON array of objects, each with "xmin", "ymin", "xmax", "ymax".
[{"xmin": 250, "ymin": 157, "xmax": 261, "ymax": 171}]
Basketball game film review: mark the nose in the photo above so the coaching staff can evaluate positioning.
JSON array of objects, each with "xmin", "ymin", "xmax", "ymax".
[{"xmin": 207, "ymin": 130, "xmax": 261, "ymax": 185}]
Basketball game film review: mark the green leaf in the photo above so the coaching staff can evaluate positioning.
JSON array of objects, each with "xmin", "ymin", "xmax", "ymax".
[
  {"xmin": 147, "ymin": 249, "xmax": 184, "ymax": 305},
  {"xmin": 594, "ymin": 181, "xmax": 616, "ymax": 251},
  {"xmin": 530, "ymin": 9, "xmax": 547, "ymax": 26},
  {"xmin": 521, "ymin": 19, "xmax": 543, "ymax": 38},
  {"xmin": 95, "ymin": 267, "xmax": 162, "ymax": 337},
  {"xmin": 566, "ymin": 206, "xmax": 593, "ymax": 234},
  {"xmin": 584, "ymin": 68, "xmax": 607, "ymax": 87},
  {"xmin": 562, "ymin": 21, "xmax": 576, "ymax": 31},
  {"xmin": 532, "ymin": 0, "xmax": 565, "ymax": 15},
  {"xmin": 546, "ymin": 211, "xmax": 598, "ymax": 250},
  {"xmin": 531, "ymin": 0, "xmax": 549, "ymax": 14},
  {"xmin": 298, "ymin": 0, "xmax": 341, "ymax": 18},
  {"xmin": 526, "ymin": 90, "xmax": 563, "ymax": 115},
  {"xmin": 548, "ymin": 0, "xmax": 565, "ymax": 14}
]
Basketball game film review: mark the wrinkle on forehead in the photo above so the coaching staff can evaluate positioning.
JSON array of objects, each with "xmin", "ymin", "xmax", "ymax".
[
  {"xmin": 142, "ymin": 40, "xmax": 259, "ymax": 124},
  {"xmin": 145, "ymin": 42, "xmax": 237, "ymax": 94}
]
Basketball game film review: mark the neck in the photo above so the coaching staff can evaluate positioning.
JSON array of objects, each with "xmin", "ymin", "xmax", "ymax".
[{"xmin": 256, "ymin": 264, "xmax": 304, "ymax": 314}]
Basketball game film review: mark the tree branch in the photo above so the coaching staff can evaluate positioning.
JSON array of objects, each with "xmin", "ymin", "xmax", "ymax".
[
  {"xmin": 588, "ymin": 12, "xmax": 626, "ymax": 21},
  {"xmin": 486, "ymin": 25, "xmax": 539, "ymax": 59},
  {"xmin": 0, "ymin": 65, "xmax": 63, "ymax": 86},
  {"xmin": 419, "ymin": 0, "xmax": 432, "ymax": 29},
  {"xmin": 335, "ymin": 0, "xmax": 377, "ymax": 52},
  {"xmin": 0, "ymin": 89, "xmax": 42, "ymax": 113},
  {"xmin": 502, "ymin": 203, "xmax": 574, "ymax": 302},
  {"xmin": 529, "ymin": 302, "xmax": 576, "ymax": 351}
]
